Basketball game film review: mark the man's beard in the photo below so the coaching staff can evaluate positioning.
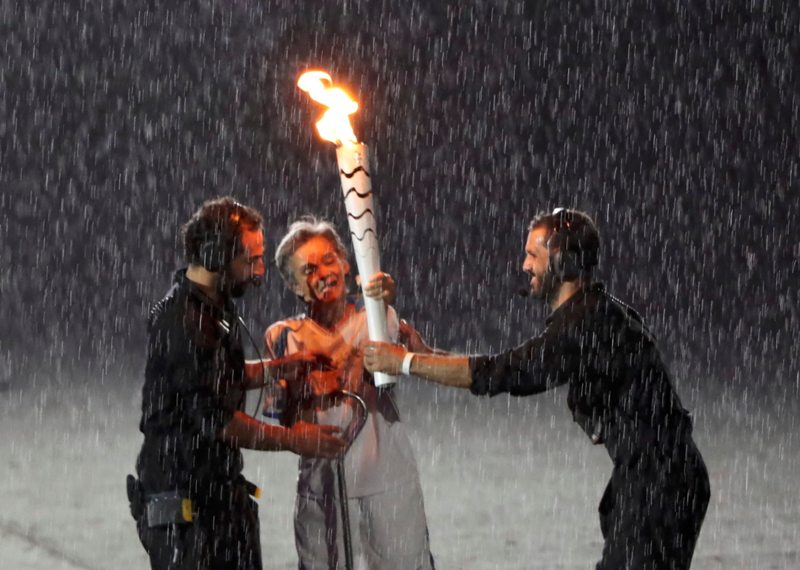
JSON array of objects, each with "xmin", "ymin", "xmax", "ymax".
[
  {"xmin": 228, "ymin": 280, "xmax": 250, "ymax": 298},
  {"xmin": 530, "ymin": 269, "xmax": 559, "ymax": 301},
  {"xmin": 221, "ymin": 274, "xmax": 259, "ymax": 299}
]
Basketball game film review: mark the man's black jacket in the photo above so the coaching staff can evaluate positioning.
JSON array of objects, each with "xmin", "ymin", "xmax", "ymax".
[
  {"xmin": 136, "ymin": 269, "xmax": 246, "ymax": 505},
  {"xmin": 469, "ymin": 282, "xmax": 695, "ymax": 468}
]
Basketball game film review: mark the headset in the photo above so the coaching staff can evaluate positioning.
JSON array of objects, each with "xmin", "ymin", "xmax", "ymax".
[
  {"xmin": 197, "ymin": 206, "xmax": 245, "ymax": 273},
  {"xmin": 547, "ymin": 207, "xmax": 598, "ymax": 282}
]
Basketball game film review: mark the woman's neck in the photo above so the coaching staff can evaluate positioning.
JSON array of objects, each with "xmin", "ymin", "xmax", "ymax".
[{"xmin": 308, "ymin": 296, "xmax": 349, "ymax": 330}]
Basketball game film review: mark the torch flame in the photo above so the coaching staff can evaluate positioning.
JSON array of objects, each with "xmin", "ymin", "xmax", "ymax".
[{"xmin": 297, "ymin": 71, "xmax": 359, "ymax": 145}]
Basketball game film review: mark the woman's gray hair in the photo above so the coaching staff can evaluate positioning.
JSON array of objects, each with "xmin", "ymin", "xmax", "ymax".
[{"xmin": 274, "ymin": 216, "xmax": 349, "ymax": 287}]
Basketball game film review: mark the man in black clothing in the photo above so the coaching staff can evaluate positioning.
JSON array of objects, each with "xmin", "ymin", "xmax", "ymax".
[
  {"xmin": 364, "ymin": 208, "xmax": 710, "ymax": 569},
  {"xmin": 131, "ymin": 197, "xmax": 346, "ymax": 570}
]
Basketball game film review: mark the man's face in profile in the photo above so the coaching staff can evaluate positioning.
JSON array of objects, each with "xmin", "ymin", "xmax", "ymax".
[
  {"xmin": 522, "ymin": 226, "xmax": 558, "ymax": 300},
  {"xmin": 227, "ymin": 228, "xmax": 266, "ymax": 298}
]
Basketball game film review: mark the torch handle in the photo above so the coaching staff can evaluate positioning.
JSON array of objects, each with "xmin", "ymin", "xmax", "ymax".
[{"xmin": 336, "ymin": 143, "xmax": 394, "ymax": 387}]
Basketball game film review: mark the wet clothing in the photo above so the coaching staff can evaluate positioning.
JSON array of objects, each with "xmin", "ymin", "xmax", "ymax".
[
  {"xmin": 294, "ymin": 478, "xmax": 432, "ymax": 570},
  {"xmin": 134, "ymin": 269, "xmax": 261, "ymax": 570},
  {"xmin": 469, "ymin": 283, "xmax": 710, "ymax": 570},
  {"xmin": 265, "ymin": 304, "xmax": 419, "ymax": 497},
  {"xmin": 265, "ymin": 301, "xmax": 434, "ymax": 570},
  {"xmin": 135, "ymin": 484, "xmax": 261, "ymax": 570}
]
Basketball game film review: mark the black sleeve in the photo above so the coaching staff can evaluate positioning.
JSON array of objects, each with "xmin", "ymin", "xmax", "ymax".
[
  {"xmin": 171, "ymin": 339, "xmax": 236, "ymax": 441},
  {"xmin": 468, "ymin": 320, "xmax": 581, "ymax": 397},
  {"xmin": 145, "ymin": 308, "xmax": 238, "ymax": 441}
]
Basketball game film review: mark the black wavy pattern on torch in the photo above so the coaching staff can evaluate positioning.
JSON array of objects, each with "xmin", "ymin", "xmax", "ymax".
[
  {"xmin": 343, "ymin": 187, "xmax": 373, "ymax": 199},
  {"xmin": 347, "ymin": 208, "xmax": 374, "ymax": 221},
  {"xmin": 350, "ymin": 227, "xmax": 377, "ymax": 242},
  {"xmin": 340, "ymin": 166, "xmax": 371, "ymax": 179}
]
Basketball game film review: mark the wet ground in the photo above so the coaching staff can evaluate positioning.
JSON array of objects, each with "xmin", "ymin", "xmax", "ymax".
[{"xmin": 1, "ymin": 374, "xmax": 798, "ymax": 569}]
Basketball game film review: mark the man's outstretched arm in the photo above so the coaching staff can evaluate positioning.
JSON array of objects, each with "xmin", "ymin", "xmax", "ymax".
[
  {"xmin": 366, "ymin": 327, "xmax": 571, "ymax": 396},
  {"xmin": 364, "ymin": 341, "xmax": 472, "ymax": 389}
]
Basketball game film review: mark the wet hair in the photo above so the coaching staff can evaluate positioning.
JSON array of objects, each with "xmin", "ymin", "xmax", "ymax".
[
  {"xmin": 528, "ymin": 209, "xmax": 601, "ymax": 274},
  {"xmin": 274, "ymin": 216, "xmax": 349, "ymax": 288},
  {"xmin": 181, "ymin": 196, "xmax": 263, "ymax": 267}
]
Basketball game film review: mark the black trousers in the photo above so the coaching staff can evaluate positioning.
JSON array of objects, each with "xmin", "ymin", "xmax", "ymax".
[
  {"xmin": 136, "ymin": 488, "xmax": 262, "ymax": 570},
  {"xmin": 596, "ymin": 443, "xmax": 710, "ymax": 570}
]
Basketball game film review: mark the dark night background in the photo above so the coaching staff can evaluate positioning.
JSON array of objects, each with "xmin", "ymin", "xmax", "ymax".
[
  {"xmin": 2, "ymin": 0, "xmax": 798, "ymax": 398},
  {"xmin": 2, "ymin": 1, "xmax": 800, "ymax": 567}
]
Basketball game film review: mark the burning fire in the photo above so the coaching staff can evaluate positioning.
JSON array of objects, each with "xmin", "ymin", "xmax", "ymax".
[{"xmin": 297, "ymin": 71, "xmax": 359, "ymax": 145}]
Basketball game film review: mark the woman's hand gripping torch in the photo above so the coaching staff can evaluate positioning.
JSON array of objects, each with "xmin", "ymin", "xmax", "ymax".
[{"xmin": 297, "ymin": 71, "xmax": 395, "ymax": 387}]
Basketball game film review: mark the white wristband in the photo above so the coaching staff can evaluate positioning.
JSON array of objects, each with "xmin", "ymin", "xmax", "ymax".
[{"xmin": 400, "ymin": 352, "xmax": 416, "ymax": 375}]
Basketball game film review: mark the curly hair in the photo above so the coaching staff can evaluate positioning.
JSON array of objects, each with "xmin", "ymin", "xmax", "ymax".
[{"xmin": 181, "ymin": 196, "xmax": 263, "ymax": 268}]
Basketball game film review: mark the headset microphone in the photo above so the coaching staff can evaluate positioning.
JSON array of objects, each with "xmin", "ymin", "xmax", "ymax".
[{"xmin": 516, "ymin": 287, "xmax": 530, "ymax": 298}]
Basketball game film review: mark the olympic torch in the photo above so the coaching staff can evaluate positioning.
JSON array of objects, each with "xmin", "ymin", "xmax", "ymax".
[{"xmin": 297, "ymin": 71, "xmax": 394, "ymax": 387}]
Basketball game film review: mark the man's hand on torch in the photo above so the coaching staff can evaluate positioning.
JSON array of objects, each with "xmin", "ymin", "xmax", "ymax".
[
  {"xmin": 360, "ymin": 272, "xmax": 397, "ymax": 305},
  {"xmin": 286, "ymin": 421, "xmax": 346, "ymax": 459},
  {"xmin": 365, "ymin": 340, "xmax": 472, "ymax": 388},
  {"xmin": 363, "ymin": 340, "xmax": 407, "ymax": 375}
]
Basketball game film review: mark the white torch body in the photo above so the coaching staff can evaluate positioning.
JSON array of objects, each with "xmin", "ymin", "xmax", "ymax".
[{"xmin": 335, "ymin": 143, "xmax": 394, "ymax": 387}]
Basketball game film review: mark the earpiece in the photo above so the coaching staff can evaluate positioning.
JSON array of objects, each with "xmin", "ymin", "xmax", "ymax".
[
  {"xmin": 547, "ymin": 208, "xmax": 586, "ymax": 282},
  {"xmin": 197, "ymin": 208, "xmax": 244, "ymax": 273}
]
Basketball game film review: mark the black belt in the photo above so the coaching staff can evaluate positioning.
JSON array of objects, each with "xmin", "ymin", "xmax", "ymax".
[{"xmin": 126, "ymin": 474, "xmax": 260, "ymax": 528}]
